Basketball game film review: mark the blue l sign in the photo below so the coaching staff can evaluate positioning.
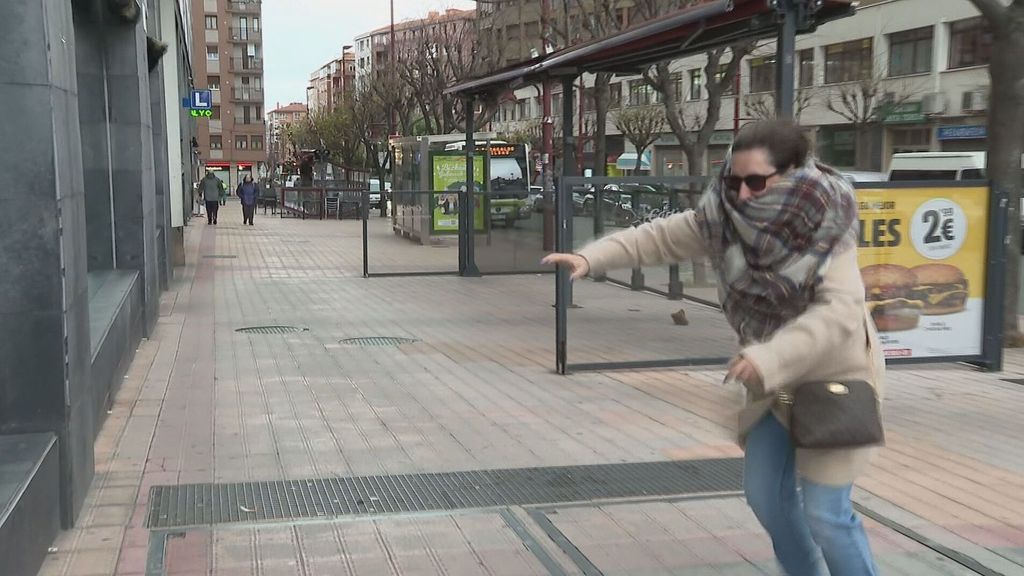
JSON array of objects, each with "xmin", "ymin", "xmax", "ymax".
[{"xmin": 190, "ymin": 90, "xmax": 213, "ymax": 110}]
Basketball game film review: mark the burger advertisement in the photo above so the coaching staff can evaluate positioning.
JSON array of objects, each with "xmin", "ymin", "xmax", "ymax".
[{"xmin": 855, "ymin": 186, "xmax": 989, "ymax": 359}]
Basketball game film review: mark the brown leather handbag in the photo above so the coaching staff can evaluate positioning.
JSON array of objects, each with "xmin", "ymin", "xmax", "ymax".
[{"xmin": 777, "ymin": 380, "xmax": 884, "ymax": 449}]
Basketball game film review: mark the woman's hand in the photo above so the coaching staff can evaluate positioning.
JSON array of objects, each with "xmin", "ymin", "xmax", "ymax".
[
  {"xmin": 725, "ymin": 356, "xmax": 764, "ymax": 391},
  {"xmin": 541, "ymin": 253, "xmax": 590, "ymax": 280}
]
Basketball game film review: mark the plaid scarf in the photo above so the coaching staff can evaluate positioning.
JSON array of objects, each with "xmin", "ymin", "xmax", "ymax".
[{"xmin": 695, "ymin": 157, "xmax": 858, "ymax": 344}]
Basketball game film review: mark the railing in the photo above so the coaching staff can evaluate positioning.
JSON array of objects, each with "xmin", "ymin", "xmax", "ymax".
[
  {"xmin": 227, "ymin": 1, "xmax": 260, "ymax": 13},
  {"xmin": 229, "ymin": 28, "xmax": 262, "ymax": 42},
  {"xmin": 232, "ymin": 87, "xmax": 263, "ymax": 101},
  {"xmin": 230, "ymin": 57, "xmax": 263, "ymax": 72}
]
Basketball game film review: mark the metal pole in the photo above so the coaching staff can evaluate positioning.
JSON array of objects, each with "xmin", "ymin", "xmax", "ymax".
[
  {"xmin": 463, "ymin": 96, "xmax": 480, "ymax": 277},
  {"xmin": 362, "ymin": 189, "xmax": 369, "ymax": 277},
  {"xmin": 542, "ymin": 0, "xmax": 554, "ymax": 251},
  {"xmin": 775, "ymin": 0, "xmax": 798, "ymax": 119},
  {"xmin": 556, "ymin": 75, "xmax": 577, "ymax": 374}
]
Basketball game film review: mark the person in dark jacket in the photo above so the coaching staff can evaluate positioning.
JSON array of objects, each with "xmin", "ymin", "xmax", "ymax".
[
  {"xmin": 200, "ymin": 172, "xmax": 222, "ymax": 224},
  {"xmin": 236, "ymin": 174, "xmax": 259, "ymax": 225}
]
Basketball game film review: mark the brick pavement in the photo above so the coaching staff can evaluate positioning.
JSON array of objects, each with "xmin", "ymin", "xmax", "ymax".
[{"xmin": 35, "ymin": 213, "xmax": 1024, "ymax": 575}]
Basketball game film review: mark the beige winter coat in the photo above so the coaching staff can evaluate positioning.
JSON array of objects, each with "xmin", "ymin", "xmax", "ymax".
[{"xmin": 577, "ymin": 210, "xmax": 885, "ymax": 486}]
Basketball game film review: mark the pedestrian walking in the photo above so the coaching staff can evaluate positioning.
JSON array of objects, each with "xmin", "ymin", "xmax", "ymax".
[
  {"xmin": 236, "ymin": 174, "xmax": 258, "ymax": 226},
  {"xmin": 218, "ymin": 177, "xmax": 228, "ymax": 206},
  {"xmin": 543, "ymin": 120, "xmax": 883, "ymax": 576},
  {"xmin": 200, "ymin": 172, "xmax": 223, "ymax": 224}
]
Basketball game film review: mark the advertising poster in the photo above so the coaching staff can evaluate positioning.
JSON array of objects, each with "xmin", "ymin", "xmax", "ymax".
[
  {"xmin": 431, "ymin": 154, "xmax": 485, "ymax": 233},
  {"xmin": 856, "ymin": 186, "xmax": 989, "ymax": 359}
]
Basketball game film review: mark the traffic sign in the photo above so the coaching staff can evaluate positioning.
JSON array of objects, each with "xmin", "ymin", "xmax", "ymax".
[{"xmin": 191, "ymin": 90, "xmax": 213, "ymax": 109}]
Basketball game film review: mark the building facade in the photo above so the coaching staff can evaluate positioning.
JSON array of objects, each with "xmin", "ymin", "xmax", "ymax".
[
  {"xmin": 267, "ymin": 102, "xmax": 309, "ymax": 170},
  {"xmin": 190, "ymin": 0, "xmax": 267, "ymax": 188},
  {"xmin": 1, "ymin": 0, "xmax": 196, "ymax": 572},
  {"xmin": 485, "ymin": 0, "xmax": 991, "ymax": 175},
  {"xmin": 307, "ymin": 49, "xmax": 356, "ymax": 114},
  {"xmin": 353, "ymin": 9, "xmax": 476, "ymax": 87}
]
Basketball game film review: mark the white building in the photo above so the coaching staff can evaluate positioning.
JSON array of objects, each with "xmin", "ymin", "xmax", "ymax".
[{"xmin": 487, "ymin": 0, "xmax": 992, "ymax": 175}]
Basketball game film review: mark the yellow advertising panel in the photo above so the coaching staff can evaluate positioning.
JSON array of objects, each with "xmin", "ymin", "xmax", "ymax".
[{"xmin": 855, "ymin": 186, "xmax": 989, "ymax": 359}]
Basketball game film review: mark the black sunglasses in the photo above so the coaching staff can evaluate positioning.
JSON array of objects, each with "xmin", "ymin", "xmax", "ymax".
[{"xmin": 722, "ymin": 171, "xmax": 779, "ymax": 193}]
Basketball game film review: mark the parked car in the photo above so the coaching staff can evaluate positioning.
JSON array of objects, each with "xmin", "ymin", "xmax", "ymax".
[{"xmin": 527, "ymin": 186, "xmax": 545, "ymax": 212}]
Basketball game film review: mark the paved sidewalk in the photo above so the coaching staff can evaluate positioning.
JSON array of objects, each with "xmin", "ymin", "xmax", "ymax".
[{"xmin": 36, "ymin": 214, "xmax": 1024, "ymax": 575}]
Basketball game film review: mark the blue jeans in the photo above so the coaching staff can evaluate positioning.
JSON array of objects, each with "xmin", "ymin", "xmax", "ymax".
[{"xmin": 744, "ymin": 415, "xmax": 878, "ymax": 576}]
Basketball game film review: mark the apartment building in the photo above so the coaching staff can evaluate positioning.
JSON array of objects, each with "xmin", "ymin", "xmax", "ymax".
[
  {"xmin": 485, "ymin": 0, "xmax": 991, "ymax": 175},
  {"xmin": 353, "ymin": 9, "xmax": 475, "ymax": 86},
  {"xmin": 307, "ymin": 49, "xmax": 357, "ymax": 114},
  {"xmin": 190, "ymin": 0, "xmax": 267, "ymax": 188},
  {"xmin": 267, "ymin": 102, "xmax": 309, "ymax": 166}
]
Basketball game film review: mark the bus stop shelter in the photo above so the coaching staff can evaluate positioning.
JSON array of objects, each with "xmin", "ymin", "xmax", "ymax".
[{"xmin": 446, "ymin": 0, "xmax": 857, "ymax": 373}]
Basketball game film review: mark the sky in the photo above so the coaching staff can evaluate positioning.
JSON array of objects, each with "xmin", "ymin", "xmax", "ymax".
[{"xmin": 263, "ymin": 0, "xmax": 476, "ymax": 112}]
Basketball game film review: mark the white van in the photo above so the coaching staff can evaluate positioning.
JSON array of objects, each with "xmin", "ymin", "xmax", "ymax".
[{"xmin": 887, "ymin": 152, "xmax": 987, "ymax": 181}]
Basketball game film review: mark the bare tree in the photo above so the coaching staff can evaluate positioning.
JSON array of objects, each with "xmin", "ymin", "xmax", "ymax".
[
  {"xmin": 966, "ymin": 0, "xmax": 1024, "ymax": 343},
  {"xmin": 393, "ymin": 14, "xmax": 503, "ymax": 134},
  {"xmin": 614, "ymin": 106, "xmax": 664, "ymax": 173},
  {"xmin": 823, "ymin": 64, "xmax": 928, "ymax": 170},
  {"xmin": 744, "ymin": 89, "xmax": 817, "ymax": 122}
]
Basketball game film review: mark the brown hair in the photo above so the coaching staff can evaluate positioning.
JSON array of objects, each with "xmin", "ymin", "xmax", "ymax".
[{"xmin": 731, "ymin": 120, "xmax": 810, "ymax": 172}]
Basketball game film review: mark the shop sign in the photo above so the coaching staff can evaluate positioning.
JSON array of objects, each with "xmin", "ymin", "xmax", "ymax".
[
  {"xmin": 937, "ymin": 125, "xmax": 987, "ymax": 140},
  {"xmin": 882, "ymin": 101, "xmax": 924, "ymax": 124}
]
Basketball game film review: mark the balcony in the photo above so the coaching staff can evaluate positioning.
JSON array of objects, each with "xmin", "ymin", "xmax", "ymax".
[
  {"xmin": 230, "ymin": 57, "xmax": 263, "ymax": 73},
  {"xmin": 232, "ymin": 87, "xmax": 264, "ymax": 102},
  {"xmin": 227, "ymin": 1, "xmax": 260, "ymax": 13},
  {"xmin": 233, "ymin": 121, "xmax": 266, "ymax": 133},
  {"xmin": 229, "ymin": 28, "xmax": 262, "ymax": 43}
]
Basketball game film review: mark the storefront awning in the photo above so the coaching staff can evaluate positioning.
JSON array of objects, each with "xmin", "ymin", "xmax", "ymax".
[{"xmin": 616, "ymin": 151, "xmax": 652, "ymax": 171}]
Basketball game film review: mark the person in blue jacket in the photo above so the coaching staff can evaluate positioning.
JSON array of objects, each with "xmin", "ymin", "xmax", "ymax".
[{"xmin": 236, "ymin": 174, "xmax": 259, "ymax": 225}]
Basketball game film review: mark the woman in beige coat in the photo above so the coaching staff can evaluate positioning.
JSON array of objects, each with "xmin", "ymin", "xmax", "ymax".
[{"xmin": 544, "ymin": 120, "xmax": 883, "ymax": 576}]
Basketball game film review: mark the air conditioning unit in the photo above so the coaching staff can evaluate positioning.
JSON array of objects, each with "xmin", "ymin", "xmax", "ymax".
[
  {"xmin": 962, "ymin": 89, "xmax": 988, "ymax": 113},
  {"xmin": 922, "ymin": 92, "xmax": 947, "ymax": 115}
]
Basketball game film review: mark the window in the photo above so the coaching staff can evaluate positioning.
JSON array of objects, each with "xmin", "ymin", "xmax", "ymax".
[
  {"xmin": 688, "ymin": 69, "xmax": 703, "ymax": 101},
  {"xmin": 211, "ymin": 106, "xmax": 220, "ymax": 120},
  {"xmin": 207, "ymin": 76, "xmax": 220, "ymax": 91},
  {"xmin": 206, "ymin": 46, "xmax": 219, "ymax": 61},
  {"xmin": 889, "ymin": 26, "xmax": 933, "ymax": 76},
  {"xmin": 609, "ymin": 83, "xmax": 622, "ymax": 109},
  {"xmin": 235, "ymin": 136, "xmax": 248, "ymax": 150},
  {"xmin": 628, "ymin": 80, "xmax": 652, "ymax": 106},
  {"xmin": 716, "ymin": 63, "xmax": 736, "ymax": 96},
  {"xmin": 251, "ymin": 136, "xmax": 264, "ymax": 150},
  {"xmin": 205, "ymin": 15, "xmax": 217, "ymax": 30},
  {"xmin": 748, "ymin": 55, "xmax": 776, "ymax": 93},
  {"xmin": 824, "ymin": 38, "xmax": 873, "ymax": 84},
  {"xmin": 583, "ymin": 87, "xmax": 596, "ymax": 112},
  {"xmin": 949, "ymin": 17, "xmax": 991, "ymax": 69},
  {"xmin": 210, "ymin": 136, "xmax": 222, "ymax": 150},
  {"xmin": 798, "ymin": 49, "xmax": 815, "ymax": 87}
]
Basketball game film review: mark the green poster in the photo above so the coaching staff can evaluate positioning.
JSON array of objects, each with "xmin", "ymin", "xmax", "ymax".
[{"xmin": 431, "ymin": 154, "xmax": 485, "ymax": 233}]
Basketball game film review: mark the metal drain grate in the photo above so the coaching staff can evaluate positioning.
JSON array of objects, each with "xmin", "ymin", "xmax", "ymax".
[
  {"xmin": 235, "ymin": 326, "xmax": 308, "ymax": 335},
  {"xmin": 202, "ymin": 255, "xmax": 237, "ymax": 259},
  {"xmin": 146, "ymin": 458, "xmax": 742, "ymax": 529},
  {"xmin": 341, "ymin": 336, "xmax": 418, "ymax": 347}
]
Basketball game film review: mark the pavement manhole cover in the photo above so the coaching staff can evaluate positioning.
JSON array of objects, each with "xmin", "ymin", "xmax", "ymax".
[
  {"xmin": 202, "ymin": 254, "xmax": 237, "ymax": 259},
  {"xmin": 341, "ymin": 336, "xmax": 418, "ymax": 347},
  {"xmin": 236, "ymin": 325, "xmax": 308, "ymax": 335}
]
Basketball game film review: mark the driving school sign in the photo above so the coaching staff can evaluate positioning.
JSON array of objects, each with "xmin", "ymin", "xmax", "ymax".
[{"xmin": 854, "ymin": 184, "xmax": 995, "ymax": 361}]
